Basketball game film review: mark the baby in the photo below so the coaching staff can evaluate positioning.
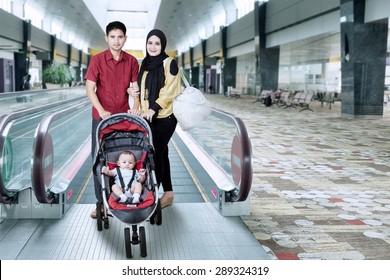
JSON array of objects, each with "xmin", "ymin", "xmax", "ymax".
[{"xmin": 101, "ymin": 151, "xmax": 146, "ymax": 204}]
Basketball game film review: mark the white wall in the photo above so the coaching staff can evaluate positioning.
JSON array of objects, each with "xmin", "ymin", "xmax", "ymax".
[
  {"xmin": 267, "ymin": 10, "xmax": 340, "ymax": 48},
  {"xmin": 266, "ymin": 0, "xmax": 339, "ymax": 33},
  {"xmin": 365, "ymin": 0, "xmax": 390, "ymax": 22}
]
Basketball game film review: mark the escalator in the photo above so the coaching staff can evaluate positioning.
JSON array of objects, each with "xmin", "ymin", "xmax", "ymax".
[
  {"xmin": 1, "ymin": 88, "xmax": 253, "ymax": 218},
  {"xmin": 0, "ymin": 90, "xmax": 267, "ymax": 260},
  {"xmin": 0, "ymin": 88, "xmax": 90, "ymax": 215}
]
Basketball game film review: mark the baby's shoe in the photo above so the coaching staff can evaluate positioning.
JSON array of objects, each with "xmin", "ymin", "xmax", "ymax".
[
  {"xmin": 131, "ymin": 193, "xmax": 143, "ymax": 204},
  {"xmin": 131, "ymin": 194, "xmax": 140, "ymax": 204}
]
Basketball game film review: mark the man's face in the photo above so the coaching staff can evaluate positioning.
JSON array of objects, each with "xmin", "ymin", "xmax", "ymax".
[{"xmin": 105, "ymin": 29, "xmax": 127, "ymax": 52}]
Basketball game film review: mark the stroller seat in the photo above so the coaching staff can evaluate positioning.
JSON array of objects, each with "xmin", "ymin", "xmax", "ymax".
[{"xmin": 102, "ymin": 149, "xmax": 156, "ymax": 223}]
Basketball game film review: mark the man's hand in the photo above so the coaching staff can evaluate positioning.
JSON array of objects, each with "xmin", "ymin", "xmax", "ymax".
[{"xmin": 99, "ymin": 110, "xmax": 111, "ymax": 119}]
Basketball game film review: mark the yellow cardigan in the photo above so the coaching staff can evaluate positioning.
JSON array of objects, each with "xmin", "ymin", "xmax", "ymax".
[{"xmin": 140, "ymin": 57, "xmax": 181, "ymax": 118}]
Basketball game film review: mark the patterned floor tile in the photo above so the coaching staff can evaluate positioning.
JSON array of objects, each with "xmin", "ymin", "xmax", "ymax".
[{"xmin": 206, "ymin": 94, "xmax": 390, "ymax": 260}]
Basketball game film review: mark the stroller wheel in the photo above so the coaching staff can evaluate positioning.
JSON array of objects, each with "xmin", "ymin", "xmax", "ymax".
[
  {"xmin": 149, "ymin": 201, "xmax": 162, "ymax": 225},
  {"xmin": 149, "ymin": 212, "xmax": 156, "ymax": 225},
  {"xmin": 139, "ymin": 226, "xmax": 147, "ymax": 257},
  {"xmin": 124, "ymin": 227, "xmax": 132, "ymax": 258},
  {"xmin": 131, "ymin": 225, "xmax": 139, "ymax": 244},
  {"xmin": 104, "ymin": 216, "xmax": 110, "ymax": 229},
  {"xmin": 96, "ymin": 202, "xmax": 103, "ymax": 231}
]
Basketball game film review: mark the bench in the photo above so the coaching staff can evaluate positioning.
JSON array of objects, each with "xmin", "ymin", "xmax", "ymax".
[
  {"xmin": 384, "ymin": 91, "xmax": 390, "ymax": 106},
  {"xmin": 299, "ymin": 91, "xmax": 314, "ymax": 112},
  {"xmin": 279, "ymin": 91, "xmax": 314, "ymax": 112},
  {"xmin": 227, "ymin": 87, "xmax": 243, "ymax": 98},
  {"xmin": 253, "ymin": 89, "xmax": 273, "ymax": 104},
  {"xmin": 318, "ymin": 91, "xmax": 335, "ymax": 109},
  {"xmin": 277, "ymin": 91, "xmax": 291, "ymax": 108}
]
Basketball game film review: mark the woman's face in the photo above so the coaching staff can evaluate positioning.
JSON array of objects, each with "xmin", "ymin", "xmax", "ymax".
[{"xmin": 146, "ymin": 35, "xmax": 162, "ymax": 56}]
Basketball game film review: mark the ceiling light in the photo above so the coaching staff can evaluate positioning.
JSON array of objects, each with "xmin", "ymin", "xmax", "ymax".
[{"xmin": 107, "ymin": 9, "xmax": 148, "ymax": 13}]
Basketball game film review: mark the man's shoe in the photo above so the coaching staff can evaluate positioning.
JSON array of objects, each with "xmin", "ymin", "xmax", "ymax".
[
  {"xmin": 90, "ymin": 208, "xmax": 98, "ymax": 219},
  {"xmin": 90, "ymin": 208, "xmax": 108, "ymax": 218}
]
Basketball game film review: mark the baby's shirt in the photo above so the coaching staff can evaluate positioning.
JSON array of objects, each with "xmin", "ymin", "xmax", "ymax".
[{"xmin": 113, "ymin": 168, "xmax": 142, "ymax": 187}]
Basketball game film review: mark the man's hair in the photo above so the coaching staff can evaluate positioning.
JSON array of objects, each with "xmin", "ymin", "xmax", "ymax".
[{"xmin": 106, "ymin": 21, "xmax": 127, "ymax": 36}]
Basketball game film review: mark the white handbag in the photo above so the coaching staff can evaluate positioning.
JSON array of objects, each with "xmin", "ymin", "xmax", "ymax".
[{"xmin": 173, "ymin": 72, "xmax": 211, "ymax": 131}]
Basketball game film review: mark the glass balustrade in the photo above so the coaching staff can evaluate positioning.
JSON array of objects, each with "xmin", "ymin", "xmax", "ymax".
[{"xmin": 183, "ymin": 109, "xmax": 252, "ymax": 202}]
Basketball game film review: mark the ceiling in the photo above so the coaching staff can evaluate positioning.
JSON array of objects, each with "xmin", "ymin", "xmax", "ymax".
[
  {"xmin": 21, "ymin": 0, "xmax": 252, "ymax": 55},
  {"xmin": 154, "ymin": 0, "xmax": 248, "ymax": 53},
  {"xmin": 18, "ymin": 0, "xmax": 106, "ymax": 51},
  {"xmin": 17, "ymin": 0, "xmax": 387, "ymax": 65}
]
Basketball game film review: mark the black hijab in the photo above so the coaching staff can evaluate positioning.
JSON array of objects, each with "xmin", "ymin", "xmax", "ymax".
[{"xmin": 138, "ymin": 29, "xmax": 169, "ymax": 107}]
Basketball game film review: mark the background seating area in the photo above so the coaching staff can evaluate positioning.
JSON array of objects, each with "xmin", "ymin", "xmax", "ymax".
[
  {"xmin": 250, "ymin": 88, "xmax": 341, "ymax": 112},
  {"xmin": 222, "ymin": 87, "xmax": 389, "ymax": 111}
]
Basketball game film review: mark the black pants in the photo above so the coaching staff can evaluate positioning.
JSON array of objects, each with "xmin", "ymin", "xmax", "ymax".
[
  {"xmin": 149, "ymin": 114, "xmax": 177, "ymax": 192},
  {"xmin": 91, "ymin": 118, "xmax": 102, "ymax": 202}
]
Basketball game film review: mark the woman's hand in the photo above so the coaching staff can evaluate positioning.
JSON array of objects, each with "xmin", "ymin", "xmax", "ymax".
[
  {"xmin": 141, "ymin": 109, "xmax": 155, "ymax": 122},
  {"xmin": 128, "ymin": 108, "xmax": 142, "ymax": 115},
  {"xmin": 127, "ymin": 87, "xmax": 140, "ymax": 99}
]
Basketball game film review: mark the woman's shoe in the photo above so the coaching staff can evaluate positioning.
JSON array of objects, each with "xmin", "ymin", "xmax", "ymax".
[{"xmin": 160, "ymin": 191, "xmax": 174, "ymax": 209}]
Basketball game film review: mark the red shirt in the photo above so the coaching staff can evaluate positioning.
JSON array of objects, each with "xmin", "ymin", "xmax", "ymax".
[{"xmin": 85, "ymin": 49, "xmax": 139, "ymax": 120}]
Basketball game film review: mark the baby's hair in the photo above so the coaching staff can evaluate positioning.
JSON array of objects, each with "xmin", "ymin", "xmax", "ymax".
[{"xmin": 118, "ymin": 150, "xmax": 136, "ymax": 159}]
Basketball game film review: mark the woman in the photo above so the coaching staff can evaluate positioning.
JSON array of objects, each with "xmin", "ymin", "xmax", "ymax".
[{"xmin": 136, "ymin": 29, "xmax": 181, "ymax": 208}]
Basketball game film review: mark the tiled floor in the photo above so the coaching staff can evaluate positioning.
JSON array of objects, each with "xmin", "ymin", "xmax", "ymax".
[{"xmin": 205, "ymin": 94, "xmax": 390, "ymax": 260}]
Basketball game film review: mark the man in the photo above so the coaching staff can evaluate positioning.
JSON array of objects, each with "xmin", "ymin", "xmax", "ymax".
[{"xmin": 85, "ymin": 21, "xmax": 139, "ymax": 218}]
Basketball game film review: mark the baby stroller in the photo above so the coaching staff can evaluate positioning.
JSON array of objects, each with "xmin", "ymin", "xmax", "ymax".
[{"xmin": 92, "ymin": 113, "xmax": 162, "ymax": 258}]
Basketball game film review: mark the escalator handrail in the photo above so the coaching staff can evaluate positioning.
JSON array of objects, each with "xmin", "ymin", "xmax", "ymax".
[
  {"xmin": 31, "ymin": 100, "xmax": 90, "ymax": 204},
  {"xmin": 209, "ymin": 108, "xmax": 252, "ymax": 202},
  {"xmin": 0, "ymin": 114, "xmax": 13, "ymax": 203},
  {"xmin": 0, "ymin": 87, "xmax": 77, "ymax": 99},
  {"xmin": 0, "ymin": 96, "xmax": 87, "ymax": 203}
]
